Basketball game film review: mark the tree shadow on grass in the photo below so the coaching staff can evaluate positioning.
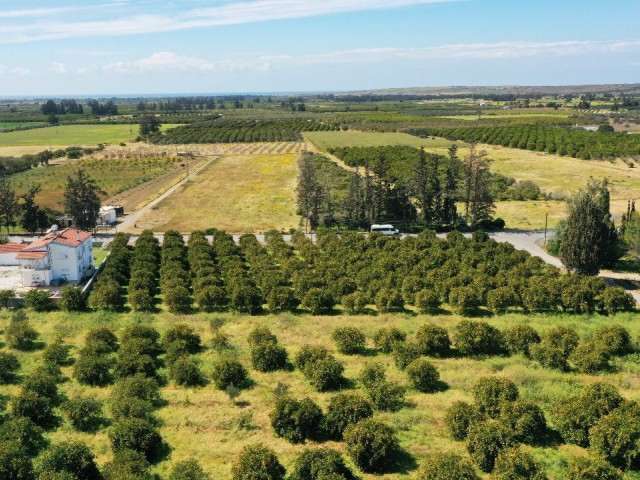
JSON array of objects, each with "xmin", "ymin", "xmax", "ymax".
[{"xmin": 387, "ymin": 447, "xmax": 418, "ymax": 475}]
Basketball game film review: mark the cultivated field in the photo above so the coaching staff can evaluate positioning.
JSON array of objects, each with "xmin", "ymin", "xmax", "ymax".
[
  {"xmin": 134, "ymin": 154, "xmax": 299, "ymax": 233},
  {"xmin": 304, "ymin": 131, "xmax": 453, "ymax": 150},
  {"xmin": 0, "ymin": 124, "xmax": 180, "ymax": 147},
  {"xmin": 4, "ymin": 310, "xmax": 640, "ymax": 479},
  {"xmin": 10, "ymin": 156, "xmax": 182, "ymax": 210}
]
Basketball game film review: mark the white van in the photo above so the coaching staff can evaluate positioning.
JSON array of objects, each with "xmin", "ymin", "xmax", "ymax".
[{"xmin": 370, "ymin": 224, "xmax": 400, "ymax": 235}]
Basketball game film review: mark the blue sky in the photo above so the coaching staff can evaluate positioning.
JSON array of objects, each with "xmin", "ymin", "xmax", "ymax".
[{"xmin": 0, "ymin": 0, "xmax": 639, "ymax": 96}]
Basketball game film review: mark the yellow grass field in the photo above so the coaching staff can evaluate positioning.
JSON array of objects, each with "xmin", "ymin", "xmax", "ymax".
[
  {"xmin": 5, "ymin": 309, "xmax": 640, "ymax": 479},
  {"xmin": 136, "ymin": 154, "xmax": 299, "ymax": 233}
]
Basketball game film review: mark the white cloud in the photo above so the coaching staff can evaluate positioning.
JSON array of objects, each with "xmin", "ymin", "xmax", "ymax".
[
  {"xmin": 50, "ymin": 62, "xmax": 68, "ymax": 74},
  {"xmin": 0, "ymin": 0, "xmax": 457, "ymax": 43},
  {"xmin": 0, "ymin": 3, "xmax": 127, "ymax": 19},
  {"xmin": 103, "ymin": 51, "xmax": 270, "ymax": 74},
  {"xmin": 0, "ymin": 65, "xmax": 29, "ymax": 76}
]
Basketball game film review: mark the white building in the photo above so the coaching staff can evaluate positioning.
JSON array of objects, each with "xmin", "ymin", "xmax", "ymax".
[
  {"xmin": 98, "ymin": 206, "xmax": 117, "ymax": 225},
  {"xmin": 16, "ymin": 228, "xmax": 94, "ymax": 286}
]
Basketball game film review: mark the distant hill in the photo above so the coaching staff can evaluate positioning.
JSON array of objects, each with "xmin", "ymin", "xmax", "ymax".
[{"xmin": 337, "ymin": 84, "xmax": 640, "ymax": 96}]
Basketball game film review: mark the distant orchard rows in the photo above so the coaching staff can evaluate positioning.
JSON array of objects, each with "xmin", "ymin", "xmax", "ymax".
[{"xmin": 89, "ymin": 229, "xmax": 635, "ymax": 316}]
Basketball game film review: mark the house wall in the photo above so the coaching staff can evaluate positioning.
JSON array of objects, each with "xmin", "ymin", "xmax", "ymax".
[
  {"xmin": 49, "ymin": 239, "xmax": 93, "ymax": 282},
  {"xmin": 21, "ymin": 269, "xmax": 52, "ymax": 287},
  {"xmin": 0, "ymin": 252, "xmax": 19, "ymax": 266}
]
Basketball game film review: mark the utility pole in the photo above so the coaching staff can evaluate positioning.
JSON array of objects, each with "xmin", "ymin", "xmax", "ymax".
[{"xmin": 543, "ymin": 212, "xmax": 548, "ymax": 245}]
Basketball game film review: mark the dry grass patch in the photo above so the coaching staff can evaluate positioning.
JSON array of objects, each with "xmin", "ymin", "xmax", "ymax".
[{"xmin": 136, "ymin": 153, "xmax": 300, "ymax": 233}]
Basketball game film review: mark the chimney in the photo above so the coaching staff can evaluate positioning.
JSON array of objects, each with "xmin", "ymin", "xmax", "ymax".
[{"xmin": 76, "ymin": 230, "xmax": 81, "ymax": 242}]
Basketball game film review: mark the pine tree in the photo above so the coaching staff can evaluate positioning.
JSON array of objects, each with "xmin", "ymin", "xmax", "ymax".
[
  {"xmin": 442, "ymin": 144, "xmax": 460, "ymax": 225},
  {"xmin": 461, "ymin": 143, "xmax": 494, "ymax": 227},
  {"xmin": 296, "ymin": 154, "xmax": 325, "ymax": 232},
  {"xmin": 0, "ymin": 176, "xmax": 19, "ymax": 233},
  {"xmin": 414, "ymin": 148, "xmax": 434, "ymax": 226},
  {"xmin": 63, "ymin": 169, "xmax": 105, "ymax": 231}
]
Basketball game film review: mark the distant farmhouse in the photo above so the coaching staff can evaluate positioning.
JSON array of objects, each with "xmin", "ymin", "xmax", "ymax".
[{"xmin": 0, "ymin": 227, "xmax": 94, "ymax": 287}]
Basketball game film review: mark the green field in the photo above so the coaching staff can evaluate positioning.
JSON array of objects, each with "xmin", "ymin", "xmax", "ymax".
[
  {"xmin": 435, "ymin": 113, "xmax": 571, "ymax": 121},
  {"xmin": 3, "ymin": 309, "xmax": 640, "ymax": 479},
  {"xmin": 304, "ymin": 131, "xmax": 456, "ymax": 150},
  {"xmin": 0, "ymin": 124, "xmax": 180, "ymax": 147},
  {"xmin": 0, "ymin": 122, "xmax": 46, "ymax": 131}
]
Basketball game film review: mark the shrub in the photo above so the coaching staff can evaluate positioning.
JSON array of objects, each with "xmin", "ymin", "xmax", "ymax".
[
  {"xmin": 344, "ymin": 419, "xmax": 399, "ymax": 473},
  {"xmin": 499, "ymin": 401, "xmax": 547, "ymax": 445},
  {"xmin": 0, "ymin": 352, "xmax": 20, "ymax": 384},
  {"xmin": 415, "ymin": 289, "xmax": 441, "ymax": 313},
  {"xmin": 301, "ymin": 288, "xmax": 335, "ymax": 315},
  {"xmin": 169, "ymin": 356, "xmax": 203, "ymax": 386},
  {"xmin": 231, "ymin": 443, "xmax": 285, "ymax": 480},
  {"xmin": 61, "ymin": 396, "xmax": 103, "ymax": 432},
  {"xmin": 530, "ymin": 342, "xmax": 570, "ymax": 371},
  {"xmin": 487, "ymin": 287, "xmax": 517, "ymax": 314},
  {"xmin": 42, "ymin": 340, "xmax": 72, "ymax": 366},
  {"xmin": 24, "ymin": 289, "xmax": 53, "ymax": 311},
  {"xmin": 0, "ymin": 440, "xmax": 34, "ymax": 480},
  {"xmin": 269, "ymin": 397, "xmax": 323, "ymax": 444},
  {"xmin": 129, "ymin": 289, "xmax": 155, "ymax": 312},
  {"xmin": 415, "ymin": 323, "xmax": 451, "ymax": 357},
  {"xmin": 111, "ymin": 374, "xmax": 161, "ymax": 405},
  {"xmin": 295, "ymin": 345, "xmax": 329, "ymax": 370},
  {"xmin": 599, "ymin": 287, "xmax": 635, "ymax": 314},
  {"xmin": 406, "ymin": 358, "xmax": 440, "ymax": 392},
  {"xmin": 324, "ymin": 392, "xmax": 374, "ymax": 439},
  {"xmin": 85, "ymin": 327, "xmax": 118, "ymax": 353},
  {"xmin": 247, "ymin": 326, "xmax": 278, "ymax": 348},
  {"xmin": 113, "ymin": 350, "xmax": 157, "ymax": 379},
  {"xmin": 163, "ymin": 324, "xmax": 201, "ymax": 354},
  {"xmin": 466, "ymin": 420, "xmax": 513, "ymax": 473},
  {"xmin": 108, "ymin": 418, "xmax": 162, "ymax": 460},
  {"xmin": 415, "ymin": 453, "xmax": 480, "ymax": 480},
  {"xmin": 503, "ymin": 324, "xmax": 540, "ymax": 357},
  {"xmin": 472, "ymin": 377, "xmax": 519, "ymax": 418},
  {"xmin": 11, "ymin": 391, "xmax": 55, "ymax": 428},
  {"xmin": 331, "ymin": 327, "xmax": 366, "ymax": 354},
  {"xmin": 375, "ymin": 289, "xmax": 404, "ymax": 312},
  {"xmin": 195, "ymin": 286, "xmax": 227, "ymax": 312},
  {"xmin": 564, "ymin": 456, "xmax": 623, "ymax": 480},
  {"xmin": 251, "ymin": 342, "xmax": 288, "ymax": 372},
  {"xmin": 542, "ymin": 326, "xmax": 579, "ymax": 357},
  {"xmin": 0, "ymin": 417, "xmax": 47, "ymax": 455},
  {"xmin": 266, "ymin": 287, "xmax": 298, "ymax": 312},
  {"xmin": 22, "ymin": 369, "xmax": 58, "ymax": 399},
  {"xmin": 553, "ymin": 382, "xmax": 623, "ymax": 447},
  {"xmin": 590, "ymin": 401, "xmax": 640, "ymax": 470},
  {"xmin": 304, "ymin": 357, "xmax": 345, "ymax": 392},
  {"xmin": 5, "ymin": 313, "xmax": 38, "ymax": 350},
  {"xmin": 445, "ymin": 401, "xmax": 482, "ymax": 441},
  {"xmin": 448, "ymin": 286, "xmax": 481, "ymax": 316},
  {"xmin": 366, "ymin": 381, "xmax": 406, "ymax": 411},
  {"xmin": 89, "ymin": 282, "xmax": 123, "ymax": 311},
  {"xmin": 0, "ymin": 289, "xmax": 14, "ymax": 308},
  {"xmin": 341, "ymin": 292, "xmax": 367, "ymax": 314},
  {"xmin": 493, "ymin": 448, "xmax": 547, "ymax": 480},
  {"xmin": 453, "ymin": 320, "xmax": 506, "ymax": 356},
  {"xmin": 392, "ymin": 341, "xmax": 422, "ymax": 370},
  {"xmin": 289, "ymin": 448, "xmax": 355, "ymax": 480},
  {"xmin": 229, "ymin": 284, "xmax": 263, "ymax": 314},
  {"xmin": 571, "ymin": 340, "xmax": 611, "ymax": 373},
  {"xmin": 110, "ymin": 396, "xmax": 154, "ymax": 422},
  {"xmin": 373, "ymin": 326, "xmax": 406, "ymax": 353},
  {"xmin": 73, "ymin": 353, "xmax": 112, "ymax": 386},
  {"xmin": 59, "ymin": 287, "xmax": 85, "ymax": 312},
  {"xmin": 164, "ymin": 286, "xmax": 192, "ymax": 313},
  {"xmin": 594, "ymin": 324, "xmax": 634, "ymax": 356},
  {"xmin": 168, "ymin": 458, "xmax": 210, "ymax": 480},
  {"xmin": 103, "ymin": 449, "xmax": 153, "ymax": 480},
  {"xmin": 360, "ymin": 362, "xmax": 386, "ymax": 388},
  {"xmin": 34, "ymin": 441, "xmax": 101, "ymax": 480},
  {"xmin": 211, "ymin": 358, "xmax": 249, "ymax": 390}
]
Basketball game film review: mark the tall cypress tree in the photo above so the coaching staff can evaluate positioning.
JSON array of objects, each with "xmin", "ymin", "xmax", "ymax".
[{"xmin": 442, "ymin": 144, "xmax": 460, "ymax": 225}]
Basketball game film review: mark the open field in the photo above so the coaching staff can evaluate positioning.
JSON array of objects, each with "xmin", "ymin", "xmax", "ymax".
[
  {"xmin": 304, "ymin": 131, "xmax": 455, "ymax": 150},
  {"xmin": 10, "ymin": 156, "xmax": 182, "ymax": 210},
  {"xmin": 0, "ymin": 124, "xmax": 180, "ymax": 147},
  {"xmin": 135, "ymin": 153, "xmax": 299, "ymax": 233},
  {"xmin": 494, "ymin": 200, "xmax": 566, "ymax": 230},
  {"xmin": 435, "ymin": 113, "xmax": 572, "ymax": 121},
  {"xmin": 3, "ymin": 310, "xmax": 640, "ymax": 479}
]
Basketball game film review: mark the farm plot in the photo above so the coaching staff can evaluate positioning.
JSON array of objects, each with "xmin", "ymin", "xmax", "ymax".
[
  {"xmin": 304, "ymin": 131, "xmax": 454, "ymax": 150},
  {"xmin": 134, "ymin": 153, "xmax": 299, "ymax": 232},
  {"xmin": 0, "ymin": 124, "xmax": 180, "ymax": 147},
  {"xmin": 10, "ymin": 156, "xmax": 182, "ymax": 210}
]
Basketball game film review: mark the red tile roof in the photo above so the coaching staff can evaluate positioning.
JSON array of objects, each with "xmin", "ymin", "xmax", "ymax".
[
  {"xmin": 16, "ymin": 251, "xmax": 47, "ymax": 259},
  {"xmin": 23, "ymin": 228, "xmax": 92, "ymax": 251},
  {"xmin": 0, "ymin": 243, "xmax": 26, "ymax": 254}
]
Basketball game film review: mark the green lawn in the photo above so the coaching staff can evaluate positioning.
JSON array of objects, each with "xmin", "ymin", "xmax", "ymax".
[{"xmin": 0, "ymin": 124, "xmax": 180, "ymax": 147}]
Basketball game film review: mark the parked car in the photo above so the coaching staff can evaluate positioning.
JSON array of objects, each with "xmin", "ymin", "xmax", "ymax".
[{"xmin": 370, "ymin": 224, "xmax": 400, "ymax": 235}]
